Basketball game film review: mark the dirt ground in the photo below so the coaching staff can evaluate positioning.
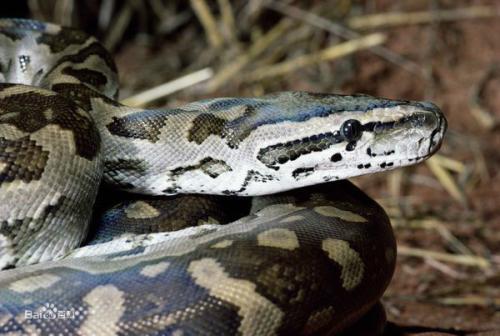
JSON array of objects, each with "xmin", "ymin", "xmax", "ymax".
[{"xmin": 4, "ymin": 0, "xmax": 500, "ymax": 334}]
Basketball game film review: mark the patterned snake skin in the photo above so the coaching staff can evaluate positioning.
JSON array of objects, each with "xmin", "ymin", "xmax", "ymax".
[{"xmin": 0, "ymin": 19, "xmax": 446, "ymax": 335}]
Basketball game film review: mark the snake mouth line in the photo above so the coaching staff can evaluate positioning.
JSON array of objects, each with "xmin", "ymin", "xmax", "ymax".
[{"xmin": 313, "ymin": 153, "xmax": 432, "ymax": 173}]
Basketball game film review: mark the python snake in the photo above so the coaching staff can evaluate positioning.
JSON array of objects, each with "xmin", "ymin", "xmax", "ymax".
[{"xmin": 0, "ymin": 19, "xmax": 446, "ymax": 335}]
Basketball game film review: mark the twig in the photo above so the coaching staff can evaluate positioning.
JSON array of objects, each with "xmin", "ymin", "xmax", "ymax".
[
  {"xmin": 103, "ymin": 1, "xmax": 133, "ymax": 51},
  {"xmin": 217, "ymin": 0, "xmax": 237, "ymax": 42},
  {"xmin": 190, "ymin": 0, "xmax": 224, "ymax": 48},
  {"xmin": 426, "ymin": 156, "xmax": 468, "ymax": 205},
  {"xmin": 244, "ymin": 33, "xmax": 386, "ymax": 82},
  {"xmin": 98, "ymin": 0, "xmax": 115, "ymax": 31},
  {"xmin": 391, "ymin": 217, "xmax": 474, "ymax": 257},
  {"xmin": 434, "ymin": 223, "xmax": 474, "ymax": 256},
  {"xmin": 409, "ymin": 174, "xmax": 446, "ymax": 190},
  {"xmin": 470, "ymin": 140, "xmax": 490, "ymax": 183},
  {"xmin": 388, "ymin": 169, "xmax": 405, "ymax": 201},
  {"xmin": 431, "ymin": 154, "xmax": 465, "ymax": 174},
  {"xmin": 206, "ymin": 18, "xmax": 293, "ymax": 92},
  {"xmin": 54, "ymin": 0, "xmax": 74, "ymax": 26},
  {"xmin": 264, "ymin": 0, "xmax": 425, "ymax": 76},
  {"xmin": 348, "ymin": 6, "xmax": 500, "ymax": 30},
  {"xmin": 28, "ymin": 0, "xmax": 46, "ymax": 21},
  {"xmin": 470, "ymin": 63, "xmax": 500, "ymax": 130},
  {"xmin": 435, "ymin": 295, "xmax": 500, "ymax": 307},
  {"xmin": 398, "ymin": 245, "xmax": 491, "ymax": 269},
  {"xmin": 424, "ymin": 258, "xmax": 467, "ymax": 279},
  {"xmin": 121, "ymin": 68, "xmax": 214, "ymax": 107},
  {"xmin": 159, "ymin": 11, "xmax": 193, "ymax": 35},
  {"xmin": 254, "ymin": 24, "xmax": 314, "ymax": 68}
]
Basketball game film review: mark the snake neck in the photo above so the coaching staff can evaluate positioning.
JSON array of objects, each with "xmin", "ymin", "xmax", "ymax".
[{"xmin": 87, "ymin": 92, "xmax": 446, "ymax": 196}]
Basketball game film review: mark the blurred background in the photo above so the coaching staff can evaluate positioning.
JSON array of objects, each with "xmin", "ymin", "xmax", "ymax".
[{"xmin": 2, "ymin": 0, "xmax": 499, "ymax": 333}]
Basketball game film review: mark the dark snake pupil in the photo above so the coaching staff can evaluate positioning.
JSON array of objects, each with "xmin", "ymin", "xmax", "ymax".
[{"xmin": 341, "ymin": 119, "xmax": 362, "ymax": 141}]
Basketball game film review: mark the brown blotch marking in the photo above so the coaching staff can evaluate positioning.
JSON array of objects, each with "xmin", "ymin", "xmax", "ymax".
[
  {"xmin": 223, "ymin": 105, "xmax": 260, "ymax": 148},
  {"xmin": 36, "ymin": 27, "xmax": 89, "ymax": 53},
  {"xmin": 235, "ymin": 169, "xmax": 276, "ymax": 193},
  {"xmin": 0, "ymin": 87, "xmax": 99, "ymax": 160},
  {"xmin": 192, "ymin": 102, "xmax": 261, "ymax": 148},
  {"xmin": 62, "ymin": 67, "xmax": 108, "ymax": 89},
  {"xmin": 244, "ymin": 170, "xmax": 275, "ymax": 183},
  {"xmin": 44, "ymin": 42, "xmax": 117, "ymax": 93},
  {"xmin": 52, "ymin": 83, "xmax": 120, "ymax": 111},
  {"xmin": 0, "ymin": 196, "xmax": 67, "ymax": 260},
  {"xmin": 0, "ymin": 30, "xmax": 26, "ymax": 41},
  {"xmin": 0, "ymin": 136, "xmax": 49, "ymax": 185},
  {"xmin": 171, "ymin": 157, "xmax": 232, "ymax": 179},
  {"xmin": 292, "ymin": 167, "xmax": 315, "ymax": 179},
  {"xmin": 104, "ymin": 159, "xmax": 148, "ymax": 181},
  {"xmin": 188, "ymin": 113, "xmax": 227, "ymax": 145},
  {"xmin": 0, "ymin": 59, "xmax": 12, "ymax": 77},
  {"xmin": 106, "ymin": 111, "xmax": 170, "ymax": 143},
  {"xmin": 94, "ymin": 195, "xmax": 242, "ymax": 240},
  {"xmin": 61, "ymin": 42, "xmax": 117, "ymax": 72}
]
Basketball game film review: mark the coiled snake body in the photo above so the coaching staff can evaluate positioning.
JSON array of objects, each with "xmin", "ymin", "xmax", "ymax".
[{"xmin": 0, "ymin": 19, "xmax": 446, "ymax": 335}]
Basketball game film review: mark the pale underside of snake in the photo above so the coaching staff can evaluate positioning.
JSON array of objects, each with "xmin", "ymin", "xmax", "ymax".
[{"xmin": 0, "ymin": 19, "xmax": 446, "ymax": 335}]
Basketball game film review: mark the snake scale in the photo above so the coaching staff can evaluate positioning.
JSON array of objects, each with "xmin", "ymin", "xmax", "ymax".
[{"xmin": 0, "ymin": 19, "xmax": 446, "ymax": 335}]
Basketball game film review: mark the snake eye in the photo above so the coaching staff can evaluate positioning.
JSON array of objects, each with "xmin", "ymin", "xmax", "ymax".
[{"xmin": 340, "ymin": 119, "xmax": 363, "ymax": 141}]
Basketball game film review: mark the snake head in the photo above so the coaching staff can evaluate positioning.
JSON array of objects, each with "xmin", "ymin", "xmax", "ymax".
[{"xmin": 248, "ymin": 92, "xmax": 447, "ymax": 194}]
